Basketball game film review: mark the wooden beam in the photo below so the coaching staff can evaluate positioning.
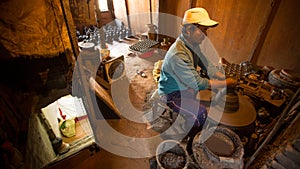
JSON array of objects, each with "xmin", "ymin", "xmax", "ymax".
[
  {"xmin": 249, "ymin": 0, "xmax": 282, "ymax": 63},
  {"xmin": 89, "ymin": 77, "xmax": 122, "ymax": 118}
]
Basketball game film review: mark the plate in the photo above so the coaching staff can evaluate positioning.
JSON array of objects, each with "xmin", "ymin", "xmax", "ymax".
[{"xmin": 78, "ymin": 42, "xmax": 95, "ymax": 49}]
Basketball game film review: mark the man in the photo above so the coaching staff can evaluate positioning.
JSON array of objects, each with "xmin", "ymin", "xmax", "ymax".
[{"xmin": 158, "ymin": 8, "xmax": 236, "ymax": 134}]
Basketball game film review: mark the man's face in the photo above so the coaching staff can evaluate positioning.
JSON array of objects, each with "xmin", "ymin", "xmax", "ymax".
[{"xmin": 187, "ymin": 24, "xmax": 210, "ymax": 45}]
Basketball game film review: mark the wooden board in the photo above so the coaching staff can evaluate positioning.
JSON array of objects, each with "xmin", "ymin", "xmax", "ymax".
[{"xmin": 89, "ymin": 77, "xmax": 122, "ymax": 118}]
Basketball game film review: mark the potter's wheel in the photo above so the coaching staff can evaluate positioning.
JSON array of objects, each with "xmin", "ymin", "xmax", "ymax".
[{"xmin": 207, "ymin": 88, "xmax": 257, "ymax": 128}]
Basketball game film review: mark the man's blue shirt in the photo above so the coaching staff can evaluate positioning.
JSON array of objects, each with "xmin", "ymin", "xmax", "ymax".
[{"xmin": 158, "ymin": 34, "xmax": 219, "ymax": 96}]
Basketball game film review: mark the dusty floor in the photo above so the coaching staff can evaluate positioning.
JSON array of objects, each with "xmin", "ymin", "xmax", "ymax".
[{"xmin": 85, "ymin": 40, "xmax": 164, "ymax": 169}]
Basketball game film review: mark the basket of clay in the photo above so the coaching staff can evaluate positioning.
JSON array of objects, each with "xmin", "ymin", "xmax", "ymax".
[
  {"xmin": 192, "ymin": 126, "xmax": 244, "ymax": 169},
  {"xmin": 156, "ymin": 140, "xmax": 188, "ymax": 169}
]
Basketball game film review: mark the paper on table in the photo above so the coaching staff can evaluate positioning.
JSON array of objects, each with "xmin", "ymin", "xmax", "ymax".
[
  {"xmin": 41, "ymin": 95, "xmax": 88, "ymax": 138},
  {"xmin": 41, "ymin": 101, "xmax": 62, "ymax": 138}
]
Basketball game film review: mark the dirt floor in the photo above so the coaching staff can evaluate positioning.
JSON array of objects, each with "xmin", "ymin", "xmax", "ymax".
[{"xmin": 83, "ymin": 40, "xmax": 164, "ymax": 169}]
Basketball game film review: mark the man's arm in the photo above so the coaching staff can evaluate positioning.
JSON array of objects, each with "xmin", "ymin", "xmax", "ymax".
[
  {"xmin": 171, "ymin": 53, "xmax": 210, "ymax": 90},
  {"xmin": 208, "ymin": 77, "xmax": 237, "ymax": 89}
]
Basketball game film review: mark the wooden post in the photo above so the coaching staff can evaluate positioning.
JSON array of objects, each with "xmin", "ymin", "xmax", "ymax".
[{"xmin": 249, "ymin": 0, "xmax": 282, "ymax": 64}]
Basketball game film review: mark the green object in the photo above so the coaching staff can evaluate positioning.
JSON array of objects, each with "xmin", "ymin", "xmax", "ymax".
[{"xmin": 60, "ymin": 119, "xmax": 76, "ymax": 137}]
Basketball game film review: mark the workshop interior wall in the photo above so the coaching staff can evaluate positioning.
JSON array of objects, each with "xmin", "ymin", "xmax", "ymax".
[
  {"xmin": 120, "ymin": 0, "xmax": 159, "ymax": 35},
  {"xmin": 193, "ymin": 0, "xmax": 273, "ymax": 64},
  {"xmin": 70, "ymin": 0, "xmax": 97, "ymax": 27},
  {"xmin": 158, "ymin": 0, "xmax": 299, "ymax": 72},
  {"xmin": 112, "ymin": 0, "xmax": 128, "ymax": 26},
  {"xmin": 0, "ymin": 0, "xmax": 299, "ymax": 70},
  {"xmin": 157, "ymin": 0, "xmax": 192, "ymax": 42},
  {"xmin": 0, "ymin": 0, "xmax": 73, "ymax": 59},
  {"xmin": 257, "ymin": 0, "xmax": 300, "ymax": 72}
]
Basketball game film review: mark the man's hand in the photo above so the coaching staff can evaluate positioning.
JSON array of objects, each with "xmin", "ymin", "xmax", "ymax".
[
  {"xmin": 225, "ymin": 77, "xmax": 238, "ymax": 87},
  {"xmin": 209, "ymin": 77, "xmax": 237, "ymax": 89}
]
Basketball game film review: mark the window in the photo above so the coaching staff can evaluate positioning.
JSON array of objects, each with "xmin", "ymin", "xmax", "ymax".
[{"xmin": 98, "ymin": 0, "xmax": 109, "ymax": 12}]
